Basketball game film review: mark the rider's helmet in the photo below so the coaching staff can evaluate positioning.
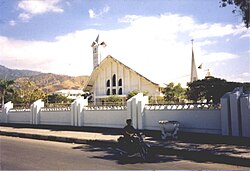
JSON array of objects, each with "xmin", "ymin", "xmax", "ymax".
[{"xmin": 126, "ymin": 119, "xmax": 132, "ymax": 124}]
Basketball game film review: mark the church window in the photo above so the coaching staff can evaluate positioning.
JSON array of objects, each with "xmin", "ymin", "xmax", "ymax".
[
  {"xmin": 112, "ymin": 89, "xmax": 116, "ymax": 95},
  {"xmin": 107, "ymin": 89, "xmax": 110, "ymax": 95},
  {"xmin": 112, "ymin": 74, "xmax": 116, "ymax": 86},
  {"xmin": 118, "ymin": 78, "xmax": 122, "ymax": 86},
  {"xmin": 106, "ymin": 80, "xmax": 110, "ymax": 87},
  {"xmin": 118, "ymin": 88, "xmax": 122, "ymax": 95}
]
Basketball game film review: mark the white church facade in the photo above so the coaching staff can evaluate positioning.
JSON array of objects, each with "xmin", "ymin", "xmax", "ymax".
[{"xmin": 84, "ymin": 35, "xmax": 164, "ymax": 104}]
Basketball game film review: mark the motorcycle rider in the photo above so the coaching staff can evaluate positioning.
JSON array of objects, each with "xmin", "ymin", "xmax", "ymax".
[
  {"xmin": 118, "ymin": 119, "xmax": 150, "ymax": 159},
  {"xmin": 123, "ymin": 119, "xmax": 139, "ymax": 154}
]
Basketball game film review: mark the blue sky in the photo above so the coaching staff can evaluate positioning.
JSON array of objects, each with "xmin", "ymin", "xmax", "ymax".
[{"xmin": 0, "ymin": 0, "xmax": 249, "ymax": 86}]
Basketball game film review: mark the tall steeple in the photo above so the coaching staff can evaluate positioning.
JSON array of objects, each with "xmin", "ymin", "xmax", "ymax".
[
  {"xmin": 190, "ymin": 39, "xmax": 198, "ymax": 82},
  {"xmin": 91, "ymin": 35, "xmax": 100, "ymax": 69},
  {"xmin": 91, "ymin": 34, "xmax": 107, "ymax": 70}
]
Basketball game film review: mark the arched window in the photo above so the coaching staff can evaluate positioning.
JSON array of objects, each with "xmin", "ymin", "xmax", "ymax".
[
  {"xmin": 112, "ymin": 74, "xmax": 116, "ymax": 86},
  {"xmin": 112, "ymin": 89, "xmax": 116, "ymax": 95},
  {"xmin": 106, "ymin": 89, "xmax": 110, "ymax": 95},
  {"xmin": 118, "ymin": 78, "xmax": 122, "ymax": 86},
  {"xmin": 118, "ymin": 88, "xmax": 122, "ymax": 95},
  {"xmin": 106, "ymin": 80, "xmax": 110, "ymax": 87}
]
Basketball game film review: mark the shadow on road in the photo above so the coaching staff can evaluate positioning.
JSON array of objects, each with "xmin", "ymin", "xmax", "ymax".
[
  {"xmin": 72, "ymin": 142, "xmax": 178, "ymax": 164},
  {"xmin": 72, "ymin": 141, "xmax": 250, "ymax": 167}
]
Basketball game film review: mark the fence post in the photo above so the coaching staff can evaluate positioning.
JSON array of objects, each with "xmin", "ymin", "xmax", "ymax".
[
  {"xmin": 76, "ymin": 97, "xmax": 88, "ymax": 127},
  {"xmin": 126, "ymin": 93, "xmax": 144, "ymax": 129},
  {"xmin": 220, "ymin": 92, "xmax": 231, "ymax": 136},
  {"xmin": 127, "ymin": 97, "xmax": 133, "ymax": 120},
  {"xmin": 137, "ymin": 96, "xmax": 148, "ymax": 130},
  {"xmin": 71, "ymin": 101, "xmax": 75, "ymax": 126},
  {"xmin": 30, "ymin": 103, "xmax": 34, "ymax": 124},
  {"xmin": 229, "ymin": 87, "xmax": 243, "ymax": 136},
  {"xmin": 31, "ymin": 99, "xmax": 44, "ymax": 125},
  {"xmin": 71, "ymin": 97, "xmax": 88, "ymax": 127},
  {"xmin": 2, "ymin": 101, "xmax": 13, "ymax": 123},
  {"xmin": 240, "ymin": 93, "xmax": 250, "ymax": 137}
]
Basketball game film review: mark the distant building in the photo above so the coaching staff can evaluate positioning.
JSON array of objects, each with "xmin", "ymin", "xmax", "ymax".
[
  {"xmin": 84, "ymin": 35, "xmax": 164, "ymax": 104},
  {"xmin": 54, "ymin": 89, "xmax": 84, "ymax": 100}
]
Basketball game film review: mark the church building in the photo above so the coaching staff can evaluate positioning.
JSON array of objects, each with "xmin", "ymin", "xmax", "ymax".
[{"xmin": 84, "ymin": 35, "xmax": 164, "ymax": 104}]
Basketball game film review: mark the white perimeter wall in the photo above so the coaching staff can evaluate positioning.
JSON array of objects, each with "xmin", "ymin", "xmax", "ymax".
[
  {"xmin": 8, "ymin": 111, "xmax": 31, "ymax": 124},
  {"xmin": 83, "ymin": 109, "xmax": 127, "ymax": 128},
  {"xmin": 40, "ymin": 111, "xmax": 71, "ymax": 125},
  {"xmin": 2, "ymin": 88, "xmax": 249, "ymax": 138},
  {"xmin": 144, "ymin": 109, "xmax": 221, "ymax": 134}
]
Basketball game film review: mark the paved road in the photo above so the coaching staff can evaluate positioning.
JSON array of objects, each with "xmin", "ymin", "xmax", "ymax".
[{"xmin": 1, "ymin": 136, "xmax": 249, "ymax": 170}]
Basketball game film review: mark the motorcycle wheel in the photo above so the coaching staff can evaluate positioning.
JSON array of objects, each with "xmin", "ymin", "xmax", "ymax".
[{"xmin": 139, "ymin": 143, "xmax": 149, "ymax": 161}]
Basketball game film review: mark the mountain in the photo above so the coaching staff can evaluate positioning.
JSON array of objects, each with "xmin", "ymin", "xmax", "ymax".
[
  {"xmin": 0, "ymin": 65, "xmax": 42, "ymax": 80},
  {"xmin": 27, "ymin": 73, "xmax": 89, "ymax": 93},
  {"xmin": 0, "ymin": 65, "xmax": 89, "ymax": 93}
]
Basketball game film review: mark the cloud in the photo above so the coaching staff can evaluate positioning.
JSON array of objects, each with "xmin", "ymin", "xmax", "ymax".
[
  {"xmin": 17, "ymin": 0, "xmax": 63, "ymax": 22},
  {"xmin": 240, "ymin": 33, "xmax": 250, "ymax": 39},
  {"xmin": 224, "ymin": 72, "xmax": 250, "ymax": 83},
  {"xmin": 18, "ymin": 13, "xmax": 31, "ymax": 22},
  {"xmin": 1, "ymin": 13, "xmax": 248, "ymax": 86},
  {"xmin": 190, "ymin": 23, "xmax": 246, "ymax": 39},
  {"xmin": 202, "ymin": 52, "xmax": 239, "ymax": 63},
  {"xmin": 8, "ymin": 20, "xmax": 16, "ymax": 26},
  {"xmin": 118, "ymin": 15, "xmax": 142, "ymax": 23},
  {"xmin": 88, "ymin": 6, "xmax": 110, "ymax": 19},
  {"xmin": 0, "ymin": 31, "xmax": 94, "ymax": 76}
]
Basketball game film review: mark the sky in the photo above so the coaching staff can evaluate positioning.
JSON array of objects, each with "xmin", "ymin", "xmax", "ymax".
[{"xmin": 0, "ymin": 0, "xmax": 249, "ymax": 86}]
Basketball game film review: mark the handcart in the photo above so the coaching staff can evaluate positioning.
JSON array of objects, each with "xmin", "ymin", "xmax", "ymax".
[{"xmin": 159, "ymin": 120, "xmax": 180, "ymax": 140}]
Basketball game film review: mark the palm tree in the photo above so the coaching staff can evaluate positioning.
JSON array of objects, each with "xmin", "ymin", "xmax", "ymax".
[{"xmin": 0, "ymin": 79, "xmax": 14, "ymax": 109}]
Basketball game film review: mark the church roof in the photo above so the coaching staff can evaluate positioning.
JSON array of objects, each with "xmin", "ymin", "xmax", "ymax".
[{"xmin": 84, "ymin": 55, "xmax": 159, "ymax": 92}]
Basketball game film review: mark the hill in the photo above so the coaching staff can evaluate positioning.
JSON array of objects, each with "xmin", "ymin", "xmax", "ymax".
[
  {"xmin": 27, "ymin": 73, "xmax": 89, "ymax": 93},
  {"xmin": 0, "ymin": 65, "xmax": 89, "ymax": 93},
  {"xmin": 0, "ymin": 65, "xmax": 42, "ymax": 80}
]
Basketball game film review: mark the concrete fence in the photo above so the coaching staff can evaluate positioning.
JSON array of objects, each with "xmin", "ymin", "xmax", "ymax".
[
  {"xmin": 1, "ymin": 88, "xmax": 249, "ymax": 137},
  {"xmin": 221, "ymin": 87, "xmax": 250, "ymax": 137}
]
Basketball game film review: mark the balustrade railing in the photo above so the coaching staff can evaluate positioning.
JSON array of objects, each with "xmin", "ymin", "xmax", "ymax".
[
  {"xmin": 145, "ymin": 103, "xmax": 221, "ymax": 110},
  {"xmin": 9, "ymin": 108, "xmax": 31, "ymax": 112},
  {"xmin": 84, "ymin": 104, "xmax": 127, "ymax": 110},
  {"xmin": 8, "ymin": 103, "xmax": 31, "ymax": 112},
  {"xmin": 41, "ymin": 107, "xmax": 71, "ymax": 112},
  {"xmin": 41, "ymin": 103, "xmax": 72, "ymax": 112}
]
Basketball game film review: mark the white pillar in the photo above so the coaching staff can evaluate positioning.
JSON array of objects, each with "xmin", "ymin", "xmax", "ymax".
[
  {"xmin": 220, "ymin": 92, "xmax": 231, "ymax": 136},
  {"xmin": 2, "ymin": 101, "xmax": 13, "ymax": 123},
  {"xmin": 76, "ymin": 97, "xmax": 88, "ymax": 127},
  {"xmin": 126, "ymin": 96, "xmax": 133, "ymax": 120},
  {"xmin": 229, "ymin": 87, "xmax": 243, "ymax": 136},
  {"xmin": 30, "ymin": 103, "xmax": 34, "ymax": 124},
  {"xmin": 137, "ymin": 96, "xmax": 148, "ymax": 130},
  {"xmin": 71, "ymin": 101, "xmax": 76, "ymax": 126},
  {"xmin": 126, "ymin": 93, "xmax": 144, "ymax": 129},
  {"xmin": 71, "ymin": 97, "xmax": 88, "ymax": 127},
  {"xmin": 31, "ymin": 99, "xmax": 44, "ymax": 125},
  {"xmin": 240, "ymin": 93, "xmax": 250, "ymax": 137}
]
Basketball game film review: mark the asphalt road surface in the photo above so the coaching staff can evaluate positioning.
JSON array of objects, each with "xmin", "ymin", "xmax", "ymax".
[{"xmin": 0, "ymin": 136, "xmax": 248, "ymax": 170}]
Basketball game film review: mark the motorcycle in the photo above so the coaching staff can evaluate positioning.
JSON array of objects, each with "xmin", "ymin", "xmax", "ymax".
[{"xmin": 116, "ymin": 133, "xmax": 150, "ymax": 161}]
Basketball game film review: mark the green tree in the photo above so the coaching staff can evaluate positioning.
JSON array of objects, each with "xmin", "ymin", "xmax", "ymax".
[
  {"xmin": 163, "ymin": 82, "xmax": 186, "ymax": 103},
  {"xmin": 47, "ymin": 94, "xmax": 70, "ymax": 104},
  {"xmin": 104, "ymin": 95, "xmax": 124, "ymax": 105},
  {"xmin": 220, "ymin": 0, "xmax": 249, "ymax": 28},
  {"xmin": 0, "ymin": 79, "xmax": 14, "ymax": 108},
  {"xmin": 12, "ymin": 78, "xmax": 45, "ymax": 106},
  {"xmin": 127, "ymin": 90, "xmax": 148, "ymax": 100},
  {"xmin": 187, "ymin": 76, "xmax": 250, "ymax": 103}
]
